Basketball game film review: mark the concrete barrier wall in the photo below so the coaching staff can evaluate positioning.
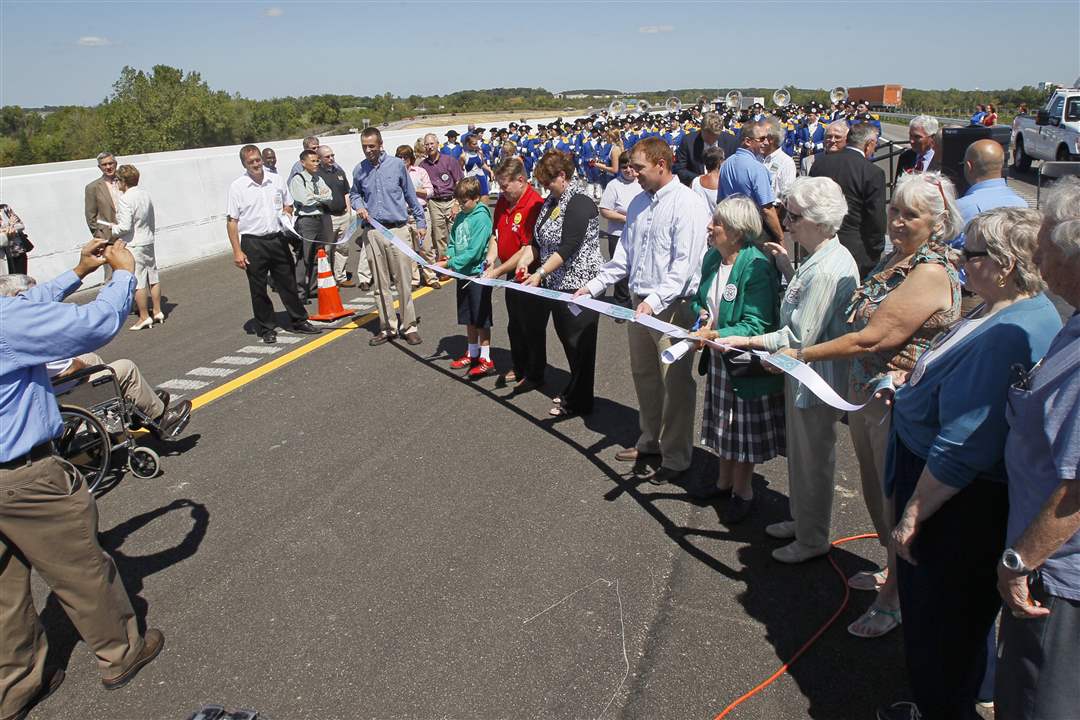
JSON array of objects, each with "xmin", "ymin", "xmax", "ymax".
[{"xmin": 0, "ymin": 117, "xmax": 563, "ymax": 284}]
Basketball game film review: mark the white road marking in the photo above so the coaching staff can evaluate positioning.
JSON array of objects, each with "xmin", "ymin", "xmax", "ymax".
[
  {"xmin": 187, "ymin": 366, "xmax": 237, "ymax": 378},
  {"xmin": 214, "ymin": 355, "xmax": 259, "ymax": 366},
  {"xmin": 238, "ymin": 345, "xmax": 284, "ymax": 354},
  {"xmin": 273, "ymin": 335, "xmax": 302, "ymax": 344},
  {"xmin": 158, "ymin": 379, "xmax": 210, "ymax": 391}
]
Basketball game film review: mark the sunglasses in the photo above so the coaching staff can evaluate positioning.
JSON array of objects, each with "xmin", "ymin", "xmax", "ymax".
[{"xmin": 958, "ymin": 247, "xmax": 990, "ymax": 261}]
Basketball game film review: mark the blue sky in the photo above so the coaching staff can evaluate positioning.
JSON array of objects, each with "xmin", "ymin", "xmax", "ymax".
[{"xmin": 1, "ymin": 0, "xmax": 1077, "ymax": 107}]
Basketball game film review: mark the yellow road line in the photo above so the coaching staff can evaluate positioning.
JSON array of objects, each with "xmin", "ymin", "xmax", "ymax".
[{"xmin": 189, "ymin": 285, "xmax": 438, "ymax": 411}]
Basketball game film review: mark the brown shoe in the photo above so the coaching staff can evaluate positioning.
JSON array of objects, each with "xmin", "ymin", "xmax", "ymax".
[
  {"xmin": 614, "ymin": 447, "xmax": 660, "ymax": 463},
  {"xmin": 102, "ymin": 628, "xmax": 164, "ymax": 690},
  {"xmin": 403, "ymin": 330, "xmax": 422, "ymax": 346},
  {"xmin": 1, "ymin": 669, "xmax": 64, "ymax": 720},
  {"xmin": 338, "ymin": 279, "xmax": 357, "ymax": 288},
  {"xmin": 369, "ymin": 331, "xmax": 395, "ymax": 346}
]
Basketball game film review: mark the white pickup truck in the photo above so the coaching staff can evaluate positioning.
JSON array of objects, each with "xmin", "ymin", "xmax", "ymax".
[{"xmin": 1012, "ymin": 88, "xmax": 1080, "ymax": 170}]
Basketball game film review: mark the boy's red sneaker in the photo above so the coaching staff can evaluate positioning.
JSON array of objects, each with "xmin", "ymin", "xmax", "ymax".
[
  {"xmin": 450, "ymin": 353, "xmax": 477, "ymax": 369},
  {"xmin": 468, "ymin": 359, "xmax": 496, "ymax": 379}
]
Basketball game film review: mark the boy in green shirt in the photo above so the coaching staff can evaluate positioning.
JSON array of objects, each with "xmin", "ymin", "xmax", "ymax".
[{"xmin": 438, "ymin": 177, "xmax": 496, "ymax": 378}]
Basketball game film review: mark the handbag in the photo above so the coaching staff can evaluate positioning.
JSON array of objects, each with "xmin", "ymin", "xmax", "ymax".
[{"xmin": 720, "ymin": 350, "xmax": 774, "ymax": 379}]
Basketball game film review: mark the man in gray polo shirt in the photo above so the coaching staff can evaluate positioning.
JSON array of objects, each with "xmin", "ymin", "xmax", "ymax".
[{"xmin": 996, "ymin": 178, "xmax": 1080, "ymax": 720}]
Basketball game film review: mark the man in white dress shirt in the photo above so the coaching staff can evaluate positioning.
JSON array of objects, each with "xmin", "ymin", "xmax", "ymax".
[
  {"xmin": 576, "ymin": 137, "xmax": 710, "ymax": 485},
  {"xmin": 762, "ymin": 117, "xmax": 797, "ymax": 200}
]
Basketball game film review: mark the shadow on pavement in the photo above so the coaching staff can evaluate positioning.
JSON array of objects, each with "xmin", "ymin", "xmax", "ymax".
[
  {"xmin": 42, "ymin": 498, "xmax": 210, "ymax": 674},
  {"xmin": 393, "ymin": 334, "xmax": 908, "ymax": 719}
]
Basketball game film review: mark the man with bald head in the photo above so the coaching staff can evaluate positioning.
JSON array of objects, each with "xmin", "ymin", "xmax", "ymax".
[
  {"xmin": 419, "ymin": 132, "xmax": 464, "ymax": 264},
  {"xmin": 954, "ymin": 139, "xmax": 1027, "ymax": 249}
]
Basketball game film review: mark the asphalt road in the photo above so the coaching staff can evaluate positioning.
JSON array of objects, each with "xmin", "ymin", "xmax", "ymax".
[{"xmin": 32, "ymin": 241, "xmax": 915, "ymax": 720}]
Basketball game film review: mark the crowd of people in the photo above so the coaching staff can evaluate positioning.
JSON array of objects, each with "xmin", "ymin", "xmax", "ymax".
[{"xmin": 0, "ymin": 94, "xmax": 1078, "ymax": 720}]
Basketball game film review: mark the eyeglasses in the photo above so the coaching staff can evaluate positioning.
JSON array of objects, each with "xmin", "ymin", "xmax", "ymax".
[
  {"xmin": 784, "ymin": 208, "xmax": 803, "ymax": 223},
  {"xmin": 958, "ymin": 247, "xmax": 990, "ymax": 261}
]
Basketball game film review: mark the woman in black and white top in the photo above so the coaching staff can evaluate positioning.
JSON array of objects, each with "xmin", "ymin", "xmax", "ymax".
[
  {"xmin": 0, "ymin": 203, "xmax": 31, "ymax": 275},
  {"xmin": 518, "ymin": 150, "xmax": 603, "ymax": 418}
]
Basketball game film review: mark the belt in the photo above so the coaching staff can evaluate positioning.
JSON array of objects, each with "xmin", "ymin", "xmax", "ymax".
[
  {"xmin": 240, "ymin": 231, "xmax": 284, "ymax": 240},
  {"xmin": 0, "ymin": 441, "xmax": 56, "ymax": 471},
  {"xmin": 431, "ymin": 195, "xmax": 454, "ymax": 202},
  {"xmin": 376, "ymin": 221, "xmax": 406, "ymax": 229},
  {"xmin": 331, "ymin": 210, "xmax": 350, "ymax": 217}
]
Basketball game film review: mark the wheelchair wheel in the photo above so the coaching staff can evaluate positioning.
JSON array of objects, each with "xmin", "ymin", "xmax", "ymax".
[
  {"xmin": 128, "ymin": 446, "xmax": 160, "ymax": 479},
  {"xmin": 57, "ymin": 404, "xmax": 111, "ymax": 494}
]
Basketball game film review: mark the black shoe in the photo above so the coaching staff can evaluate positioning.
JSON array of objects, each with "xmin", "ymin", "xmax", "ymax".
[
  {"xmin": 261, "ymin": 330, "xmax": 277, "ymax": 344},
  {"xmin": 647, "ymin": 467, "xmax": 685, "ymax": 486},
  {"xmin": 156, "ymin": 400, "xmax": 192, "ymax": 439},
  {"xmin": 154, "ymin": 390, "xmax": 170, "ymax": 409},
  {"xmin": 358, "ymin": 282, "xmax": 372, "ymax": 291},
  {"xmin": 876, "ymin": 701, "xmax": 922, "ymax": 720},
  {"xmin": 687, "ymin": 481, "xmax": 730, "ymax": 501},
  {"xmin": 291, "ymin": 321, "xmax": 321, "ymax": 335},
  {"xmin": 723, "ymin": 493, "xmax": 756, "ymax": 523},
  {"xmin": 1, "ymin": 668, "xmax": 64, "ymax": 720}
]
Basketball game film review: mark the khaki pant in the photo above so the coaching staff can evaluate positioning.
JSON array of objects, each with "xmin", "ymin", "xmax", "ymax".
[
  {"xmin": 427, "ymin": 198, "xmax": 455, "ymax": 260},
  {"xmin": 848, "ymin": 382, "xmax": 893, "ymax": 545},
  {"xmin": 80, "ymin": 353, "xmax": 164, "ymax": 420},
  {"xmin": 329, "ymin": 212, "xmax": 357, "ymax": 285},
  {"xmin": 409, "ymin": 207, "xmax": 438, "ymax": 286},
  {"xmin": 785, "ymin": 379, "xmax": 844, "ymax": 549},
  {"xmin": 627, "ymin": 297, "xmax": 697, "ymax": 472},
  {"xmin": 0, "ymin": 456, "xmax": 143, "ymax": 716},
  {"xmin": 365, "ymin": 225, "xmax": 417, "ymax": 334}
]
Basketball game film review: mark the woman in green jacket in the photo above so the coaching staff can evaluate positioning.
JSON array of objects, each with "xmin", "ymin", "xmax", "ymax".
[{"xmin": 691, "ymin": 195, "xmax": 784, "ymax": 523}]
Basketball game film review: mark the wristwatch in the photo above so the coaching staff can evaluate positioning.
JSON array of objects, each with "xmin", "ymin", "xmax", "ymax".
[
  {"xmin": 795, "ymin": 349, "xmax": 806, "ymax": 363},
  {"xmin": 1001, "ymin": 548, "xmax": 1031, "ymax": 574},
  {"xmin": 537, "ymin": 267, "xmax": 547, "ymax": 279}
]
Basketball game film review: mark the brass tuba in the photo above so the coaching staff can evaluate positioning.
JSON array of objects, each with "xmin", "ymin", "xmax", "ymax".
[
  {"xmin": 829, "ymin": 86, "xmax": 848, "ymax": 104},
  {"xmin": 638, "ymin": 100, "xmax": 652, "ymax": 114},
  {"xmin": 608, "ymin": 100, "xmax": 626, "ymax": 116},
  {"xmin": 773, "ymin": 88, "xmax": 791, "ymax": 107},
  {"xmin": 725, "ymin": 90, "xmax": 742, "ymax": 110},
  {"xmin": 665, "ymin": 96, "xmax": 682, "ymax": 113}
]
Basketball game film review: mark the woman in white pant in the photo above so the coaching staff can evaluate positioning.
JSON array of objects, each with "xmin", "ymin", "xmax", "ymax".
[
  {"xmin": 722, "ymin": 177, "xmax": 860, "ymax": 560},
  {"xmin": 112, "ymin": 164, "xmax": 162, "ymax": 329}
]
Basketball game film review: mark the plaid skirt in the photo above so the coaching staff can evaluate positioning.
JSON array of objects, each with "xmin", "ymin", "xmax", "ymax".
[{"xmin": 701, "ymin": 350, "xmax": 786, "ymax": 463}]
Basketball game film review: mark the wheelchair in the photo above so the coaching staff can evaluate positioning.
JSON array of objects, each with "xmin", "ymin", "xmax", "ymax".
[{"xmin": 51, "ymin": 363, "xmax": 190, "ymax": 494}]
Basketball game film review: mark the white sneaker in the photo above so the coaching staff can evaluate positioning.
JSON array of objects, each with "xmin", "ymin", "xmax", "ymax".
[
  {"xmin": 771, "ymin": 540, "xmax": 830, "ymax": 564},
  {"xmin": 765, "ymin": 520, "xmax": 796, "ymax": 539}
]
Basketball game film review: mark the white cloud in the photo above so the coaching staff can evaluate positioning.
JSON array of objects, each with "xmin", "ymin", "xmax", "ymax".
[
  {"xmin": 264, "ymin": 7, "xmax": 284, "ymax": 17},
  {"xmin": 77, "ymin": 36, "xmax": 112, "ymax": 47},
  {"xmin": 638, "ymin": 25, "xmax": 674, "ymax": 34}
]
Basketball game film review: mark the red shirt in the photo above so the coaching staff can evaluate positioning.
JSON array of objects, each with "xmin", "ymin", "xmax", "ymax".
[{"xmin": 493, "ymin": 185, "xmax": 544, "ymax": 263}]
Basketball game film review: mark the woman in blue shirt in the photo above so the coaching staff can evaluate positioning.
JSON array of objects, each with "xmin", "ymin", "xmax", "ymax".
[{"xmin": 878, "ymin": 207, "xmax": 1063, "ymax": 720}]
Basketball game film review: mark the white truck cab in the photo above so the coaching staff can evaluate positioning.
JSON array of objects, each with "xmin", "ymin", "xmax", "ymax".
[{"xmin": 1012, "ymin": 88, "xmax": 1080, "ymax": 169}]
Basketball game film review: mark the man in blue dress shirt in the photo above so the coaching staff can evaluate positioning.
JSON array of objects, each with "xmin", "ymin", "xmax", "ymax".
[
  {"xmin": 954, "ymin": 139, "xmax": 1028, "ymax": 248},
  {"xmin": 350, "ymin": 127, "xmax": 427, "ymax": 346},
  {"xmin": 0, "ymin": 239, "xmax": 165, "ymax": 719}
]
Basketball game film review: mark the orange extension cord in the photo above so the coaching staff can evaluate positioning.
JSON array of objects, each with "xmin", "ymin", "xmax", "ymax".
[{"xmin": 712, "ymin": 533, "xmax": 881, "ymax": 719}]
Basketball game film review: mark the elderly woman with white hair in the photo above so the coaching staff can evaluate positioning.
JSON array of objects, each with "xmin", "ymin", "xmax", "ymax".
[
  {"xmin": 689, "ymin": 195, "xmax": 785, "ymax": 523},
  {"xmin": 778, "ymin": 172, "xmax": 964, "ymax": 641},
  {"xmin": 720, "ymin": 177, "xmax": 860, "ymax": 541},
  {"xmin": 873, "ymin": 207, "xmax": 1062, "ymax": 720}
]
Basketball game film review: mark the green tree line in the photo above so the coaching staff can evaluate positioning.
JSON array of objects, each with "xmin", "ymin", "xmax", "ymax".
[{"xmin": 0, "ymin": 65, "xmax": 1059, "ymax": 167}]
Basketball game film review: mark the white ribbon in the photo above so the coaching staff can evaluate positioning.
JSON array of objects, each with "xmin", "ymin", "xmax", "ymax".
[{"xmin": 369, "ymin": 218, "xmax": 892, "ymax": 413}]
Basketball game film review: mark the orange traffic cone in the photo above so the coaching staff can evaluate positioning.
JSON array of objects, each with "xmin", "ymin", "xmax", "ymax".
[{"xmin": 309, "ymin": 248, "xmax": 354, "ymax": 322}]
